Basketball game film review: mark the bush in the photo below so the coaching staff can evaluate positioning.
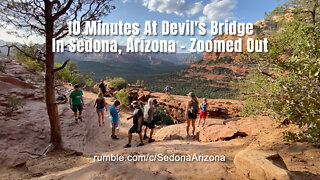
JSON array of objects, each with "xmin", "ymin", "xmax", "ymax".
[
  {"xmin": 109, "ymin": 77, "xmax": 127, "ymax": 90},
  {"xmin": 23, "ymin": 58, "xmax": 43, "ymax": 72},
  {"xmin": 55, "ymin": 61, "xmax": 93, "ymax": 87},
  {"xmin": 115, "ymin": 89, "xmax": 129, "ymax": 105},
  {"xmin": 6, "ymin": 97, "xmax": 25, "ymax": 112},
  {"xmin": 153, "ymin": 106, "xmax": 174, "ymax": 125}
]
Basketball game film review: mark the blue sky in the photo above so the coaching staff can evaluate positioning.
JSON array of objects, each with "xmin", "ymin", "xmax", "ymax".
[
  {"xmin": 0, "ymin": 0, "xmax": 283, "ymax": 52},
  {"xmin": 99, "ymin": 0, "xmax": 282, "ymax": 52}
]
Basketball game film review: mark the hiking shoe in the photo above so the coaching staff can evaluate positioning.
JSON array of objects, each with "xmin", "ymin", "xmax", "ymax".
[
  {"xmin": 75, "ymin": 118, "xmax": 78, "ymax": 123},
  {"xmin": 99, "ymin": 124, "xmax": 101, "ymax": 127},
  {"xmin": 143, "ymin": 135, "xmax": 149, "ymax": 140},
  {"xmin": 78, "ymin": 116, "xmax": 83, "ymax": 122},
  {"xmin": 148, "ymin": 138, "xmax": 155, "ymax": 143},
  {"xmin": 137, "ymin": 143, "xmax": 144, "ymax": 147},
  {"xmin": 124, "ymin": 144, "xmax": 131, "ymax": 148},
  {"xmin": 112, "ymin": 135, "xmax": 119, "ymax": 140}
]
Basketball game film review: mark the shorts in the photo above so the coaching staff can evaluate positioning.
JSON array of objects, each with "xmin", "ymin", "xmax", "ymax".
[
  {"xmin": 188, "ymin": 112, "xmax": 197, "ymax": 119},
  {"xmin": 143, "ymin": 120, "xmax": 155, "ymax": 129},
  {"xmin": 112, "ymin": 122, "xmax": 118, "ymax": 130},
  {"xmin": 72, "ymin": 104, "xmax": 83, "ymax": 112},
  {"xmin": 199, "ymin": 111, "xmax": 208, "ymax": 119},
  {"xmin": 129, "ymin": 124, "xmax": 142, "ymax": 134},
  {"xmin": 96, "ymin": 108, "xmax": 104, "ymax": 113}
]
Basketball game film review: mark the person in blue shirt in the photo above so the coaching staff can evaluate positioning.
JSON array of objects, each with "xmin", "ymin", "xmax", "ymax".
[{"xmin": 109, "ymin": 100, "xmax": 120, "ymax": 140}]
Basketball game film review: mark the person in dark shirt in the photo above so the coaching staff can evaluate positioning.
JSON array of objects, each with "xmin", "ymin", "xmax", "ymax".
[
  {"xmin": 99, "ymin": 80, "xmax": 107, "ymax": 96},
  {"xmin": 124, "ymin": 101, "xmax": 144, "ymax": 148}
]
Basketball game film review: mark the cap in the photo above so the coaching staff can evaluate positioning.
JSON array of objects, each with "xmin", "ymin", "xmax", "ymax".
[
  {"xmin": 187, "ymin": 92, "xmax": 195, "ymax": 97},
  {"xmin": 131, "ymin": 101, "xmax": 139, "ymax": 107}
]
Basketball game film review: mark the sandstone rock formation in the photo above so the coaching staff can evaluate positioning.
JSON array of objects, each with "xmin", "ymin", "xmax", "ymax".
[{"xmin": 234, "ymin": 150, "xmax": 292, "ymax": 180}]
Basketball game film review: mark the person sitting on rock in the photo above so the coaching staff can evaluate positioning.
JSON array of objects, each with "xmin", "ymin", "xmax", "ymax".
[
  {"xmin": 109, "ymin": 100, "xmax": 120, "ymax": 140},
  {"xmin": 124, "ymin": 101, "xmax": 144, "ymax": 148},
  {"xmin": 93, "ymin": 93, "xmax": 108, "ymax": 127},
  {"xmin": 69, "ymin": 84, "xmax": 84, "ymax": 123},
  {"xmin": 198, "ymin": 98, "xmax": 209, "ymax": 127},
  {"xmin": 185, "ymin": 92, "xmax": 199, "ymax": 138},
  {"xmin": 143, "ymin": 98, "xmax": 156, "ymax": 143}
]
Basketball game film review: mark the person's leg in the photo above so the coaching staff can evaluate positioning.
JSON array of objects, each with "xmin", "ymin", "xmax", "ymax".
[
  {"xmin": 149, "ymin": 128, "xmax": 154, "ymax": 139},
  {"xmin": 128, "ymin": 132, "xmax": 132, "ymax": 145},
  {"xmin": 112, "ymin": 123, "xmax": 115, "ymax": 137},
  {"xmin": 203, "ymin": 113, "xmax": 207, "ymax": 127},
  {"xmin": 186, "ymin": 118, "xmax": 191, "ymax": 136},
  {"xmin": 198, "ymin": 117, "xmax": 202, "ymax": 127},
  {"xmin": 192, "ymin": 119, "xmax": 196, "ymax": 136},
  {"xmin": 78, "ymin": 105, "xmax": 83, "ymax": 121},
  {"xmin": 97, "ymin": 111, "xmax": 101, "ymax": 125},
  {"xmin": 138, "ymin": 133, "xmax": 143, "ymax": 144},
  {"xmin": 102, "ymin": 111, "xmax": 105, "ymax": 124},
  {"xmin": 144, "ymin": 126, "xmax": 148, "ymax": 139}
]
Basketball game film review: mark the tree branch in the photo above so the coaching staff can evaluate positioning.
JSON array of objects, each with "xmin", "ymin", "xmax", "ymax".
[
  {"xmin": 54, "ymin": 59, "xmax": 70, "ymax": 72},
  {"xmin": 258, "ymin": 64, "xmax": 275, "ymax": 79},
  {"xmin": 0, "ymin": 44, "xmax": 45, "ymax": 62}
]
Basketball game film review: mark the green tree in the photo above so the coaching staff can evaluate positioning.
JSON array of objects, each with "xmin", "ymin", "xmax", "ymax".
[
  {"xmin": 241, "ymin": 1, "xmax": 320, "ymax": 145},
  {"xmin": 109, "ymin": 77, "xmax": 128, "ymax": 91},
  {"xmin": 116, "ymin": 89, "xmax": 129, "ymax": 106}
]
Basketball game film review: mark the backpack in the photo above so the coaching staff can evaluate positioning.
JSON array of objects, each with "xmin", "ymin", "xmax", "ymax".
[{"xmin": 189, "ymin": 100, "xmax": 199, "ymax": 115}]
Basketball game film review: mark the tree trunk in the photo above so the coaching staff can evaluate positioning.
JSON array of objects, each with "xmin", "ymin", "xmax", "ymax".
[{"xmin": 44, "ymin": 2, "xmax": 62, "ymax": 149}]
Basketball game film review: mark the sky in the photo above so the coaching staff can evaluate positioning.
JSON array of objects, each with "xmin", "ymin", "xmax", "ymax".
[{"xmin": 0, "ymin": 0, "xmax": 283, "ymax": 52}]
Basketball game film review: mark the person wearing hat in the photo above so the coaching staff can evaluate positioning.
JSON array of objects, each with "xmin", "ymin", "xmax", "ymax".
[
  {"xmin": 124, "ymin": 101, "xmax": 144, "ymax": 148},
  {"xmin": 69, "ymin": 84, "xmax": 84, "ymax": 122},
  {"xmin": 185, "ymin": 92, "xmax": 199, "ymax": 137}
]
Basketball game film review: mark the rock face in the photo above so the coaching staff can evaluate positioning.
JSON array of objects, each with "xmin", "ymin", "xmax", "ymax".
[
  {"xmin": 234, "ymin": 150, "xmax": 291, "ymax": 180},
  {"xmin": 149, "ymin": 92, "xmax": 243, "ymax": 123},
  {"xmin": 202, "ymin": 33, "xmax": 255, "ymax": 61},
  {"xmin": 198, "ymin": 116, "xmax": 272, "ymax": 142}
]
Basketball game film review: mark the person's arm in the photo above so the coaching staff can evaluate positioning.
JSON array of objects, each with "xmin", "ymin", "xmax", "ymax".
[
  {"xmin": 126, "ymin": 115, "xmax": 133, "ymax": 120},
  {"xmin": 137, "ymin": 115, "xmax": 142, "ymax": 131},
  {"xmin": 81, "ymin": 95, "xmax": 84, "ymax": 107},
  {"xmin": 104, "ymin": 99, "xmax": 108, "ymax": 110},
  {"xmin": 69, "ymin": 97, "xmax": 72, "ymax": 108},
  {"xmin": 93, "ymin": 100, "xmax": 97, "ymax": 108},
  {"xmin": 185, "ymin": 101, "xmax": 190, "ymax": 117}
]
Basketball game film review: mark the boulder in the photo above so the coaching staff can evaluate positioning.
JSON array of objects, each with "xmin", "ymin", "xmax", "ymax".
[
  {"xmin": 0, "ymin": 151, "xmax": 30, "ymax": 167},
  {"xmin": 234, "ymin": 150, "xmax": 292, "ymax": 180}
]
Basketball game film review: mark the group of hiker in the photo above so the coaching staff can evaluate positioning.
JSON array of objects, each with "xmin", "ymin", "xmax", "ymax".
[{"xmin": 68, "ymin": 82, "xmax": 208, "ymax": 148}]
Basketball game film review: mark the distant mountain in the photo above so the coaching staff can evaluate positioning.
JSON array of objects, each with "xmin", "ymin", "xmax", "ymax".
[{"xmin": 54, "ymin": 51, "xmax": 200, "ymax": 82}]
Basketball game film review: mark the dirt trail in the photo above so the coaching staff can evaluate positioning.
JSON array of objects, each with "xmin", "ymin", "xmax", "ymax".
[{"xmin": 1, "ymin": 59, "xmax": 320, "ymax": 179}]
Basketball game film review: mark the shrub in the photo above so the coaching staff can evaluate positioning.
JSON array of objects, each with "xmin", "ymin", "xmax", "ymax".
[
  {"xmin": 115, "ymin": 89, "xmax": 129, "ymax": 105},
  {"xmin": 109, "ymin": 77, "xmax": 127, "ymax": 90},
  {"xmin": 6, "ymin": 97, "xmax": 25, "ymax": 112},
  {"xmin": 153, "ymin": 106, "xmax": 174, "ymax": 125},
  {"xmin": 23, "ymin": 58, "xmax": 43, "ymax": 72}
]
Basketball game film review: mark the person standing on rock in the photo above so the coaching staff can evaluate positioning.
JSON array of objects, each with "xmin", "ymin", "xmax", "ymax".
[
  {"xmin": 99, "ymin": 80, "xmax": 107, "ymax": 97},
  {"xmin": 143, "ymin": 98, "xmax": 156, "ymax": 143},
  {"xmin": 185, "ymin": 92, "xmax": 199, "ymax": 138},
  {"xmin": 198, "ymin": 98, "xmax": 209, "ymax": 127},
  {"xmin": 69, "ymin": 84, "xmax": 84, "ymax": 123},
  {"xmin": 93, "ymin": 93, "xmax": 108, "ymax": 127},
  {"xmin": 125, "ymin": 101, "xmax": 144, "ymax": 148},
  {"xmin": 165, "ymin": 85, "xmax": 172, "ymax": 96},
  {"xmin": 109, "ymin": 100, "xmax": 120, "ymax": 140}
]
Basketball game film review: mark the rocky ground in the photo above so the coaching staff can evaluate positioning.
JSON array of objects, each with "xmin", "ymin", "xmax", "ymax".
[{"xmin": 0, "ymin": 58, "xmax": 320, "ymax": 180}]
